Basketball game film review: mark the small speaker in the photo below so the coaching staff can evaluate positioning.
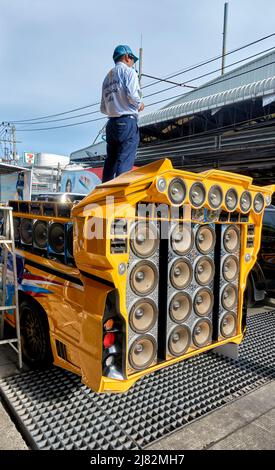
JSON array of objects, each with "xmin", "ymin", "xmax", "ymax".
[
  {"xmin": 13, "ymin": 217, "xmax": 21, "ymax": 243},
  {"xmin": 128, "ymin": 335, "xmax": 157, "ymax": 371}
]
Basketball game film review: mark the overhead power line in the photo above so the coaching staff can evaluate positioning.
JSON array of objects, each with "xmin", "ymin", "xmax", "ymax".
[{"xmin": 8, "ymin": 31, "xmax": 275, "ymax": 125}]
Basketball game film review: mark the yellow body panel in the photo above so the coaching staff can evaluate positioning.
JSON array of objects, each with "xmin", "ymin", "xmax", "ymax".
[{"xmin": 9, "ymin": 159, "xmax": 275, "ymax": 393}]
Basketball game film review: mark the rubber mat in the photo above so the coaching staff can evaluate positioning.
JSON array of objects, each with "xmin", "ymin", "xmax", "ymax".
[{"xmin": 1, "ymin": 312, "xmax": 275, "ymax": 450}]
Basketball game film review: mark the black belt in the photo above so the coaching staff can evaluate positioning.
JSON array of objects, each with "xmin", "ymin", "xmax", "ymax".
[{"xmin": 109, "ymin": 114, "xmax": 137, "ymax": 119}]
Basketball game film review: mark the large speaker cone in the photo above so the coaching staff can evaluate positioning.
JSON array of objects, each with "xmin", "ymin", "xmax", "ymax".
[
  {"xmin": 208, "ymin": 185, "xmax": 223, "ymax": 209},
  {"xmin": 168, "ymin": 325, "xmax": 191, "ymax": 356},
  {"xmin": 223, "ymin": 226, "xmax": 239, "ymax": 253},
  {"xmin": 129, "ymin": 335, "xmax": 156, "ymax": 370},
  {"xmin": 170, "ymin": 259, "xmax": 192, "ymax": 289},
  {"xmin": 20, "ymin": 218, "xmax": 33, "ymax": 245},
  {"xmin": 195, "ymin": 257, "xmax": 214, "ymax": 285},
  {"xmin": 48, "ymin": 222, "xmax": 65, "ymax": 253},
  {"xmin": 66, "ymin": 225, "xmax": 74, "ymax": 257},
  {"xmin": 220, "ymin": 312, "xmax": 237, "ymax": 338},
  {"xmin": 130, "ymin": 261, "xmax": 158, "ymax": 296},
  {"xmin": 130, "ymin": 221, "xmax": 159, "ymax": 258},
  {"xmin": 129, "ymin": 299, "xmax": 157, "ymax": 333},
  {"xmin": 222, "ymin": 255, "xmax": 239, "ymax": 282},
  {"xmin": 195, "ymin": 225, "xmax": 216, "ymax": 254},
  {"xmin": 192, "ymin": 319, "xmax": 212, "ymax": 348},
  {"xmin": 221, "ymin": 284, "xmax": 238, "ymax": 310},
  {"xmin": 33, "ymin": 220, "xmax": 48, "ymax": 249},
  {"xmin": 169, "ymin": 292, "xmax": 192, "ymax": 323},
  {"xmin": 171, "ymin": 223, "xmax": 193, "ymax": 255},
  {"xmin": 194, "ymin": 287, "xmax": 214, "ymax": 316},
  {"xmin": 13, "ymin": 218, "xmax": 20, "ymax": 242}
]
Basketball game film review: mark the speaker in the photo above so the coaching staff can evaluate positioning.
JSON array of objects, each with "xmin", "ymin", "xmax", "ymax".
[
  {"xmin": 20, "ymin": 218, "xmax": 33, "ymax": 246},
  {"xmin": 47, "ymin": 221, "xmax": 65, "ymax": 256},
  {"xmin": 127, "ymin": 221, "xmax": 159, "ymax": 373},
  {"xmin": 165, "ymin": 222, "xmax": 216, "ymax": 360},
  {"xmin": 64, "ymin": 222, "xmax": 74, "ymax": 263},
  {"xmin": 13, "ymin": 217, "xmax": 21, "ymax": 243},
  {"xmin": 33, "ymin": 220, "xmax": 48, "ymax": 250},
  {"xmin": 217, "ymin": 224, "xmax": 240, "ymax": 340}
]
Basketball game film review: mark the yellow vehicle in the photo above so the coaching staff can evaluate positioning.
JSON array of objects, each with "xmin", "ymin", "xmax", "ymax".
[{"xmin": 6, "ymin": 158, "xmax": 274, "ymax": 393}]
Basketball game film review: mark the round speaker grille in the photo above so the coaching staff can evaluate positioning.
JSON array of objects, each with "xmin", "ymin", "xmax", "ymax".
[
  {"xmin": 222, "ymin": 255, "xmax": 239, "ymax": 282},
  {"xmin": 130, "ymin": 222, "xmax": 159, "ymax": 258},
  {"xmin": 189, "ymin": 182, "xmax": 206, "ymax": 208},
  {"xmin": 169, "ymin": 292, "xmax": 192, "ymax": 323},
  {"xmin": 168, "ymin": 325, "xmax": 191, "ymax": 356},
  {"xmin": 48, "ymin": 223, "xmax": 65, "ymax": 253},
  {"xmin": 171, "ymin": 223, "xmax": 193, "ymax": 255},
  {"xmin": 20, "ymin": 218, "xmax": 33, "ymax": 245},
  {"xmin": 220, "ymin": 312, "xmax": 237, "ymax": 338},
  {"xmin": 223, "ymin": 226, "xmax": 239, "ymax": 253},
  {"xmin": 192, "ymin": 319, "xmax": 212, "ymax": 348},
  {"xmin": 130, "ymin": 261, "xmax": 158, "ymax": 296},
  {"xmin": 195, "ymin": 225, "xmax": 216, "ymax": 254},
  {"xmin": 194, "ymin": 287, "xmax": 214, "ymax": 316},
  {"xmin": 195, "ymin": 256, "xmax": 215, "ymax": 285},
  {"xmin": 129, "ymin": 299, "xmax": 157, "ymax": 333},
  {"xmin": 129, "ymin": 335, "xmax": 156, "ymax": 370},
  {"xmin": 13, "ymin": 218, "xmax": 20, "ymax": 241},
  {"xmin": 225, "ymin": 188, "xmax": 238, "ymax": 211},
  {"xmin": 168, "ymin": 178, "xmax": 186, "ymax": 205},
  {"xmin": 208, "ymin": 185, "xmax": 223, "ymax": 209},
  {"xmin": 33, "ymin": 220, "xmax": 48, "ymax": 249},
  {"xmin": 170, "ymin": 259, "xmax": 192, "ymax": 289},
  {"xmin": 222, "ymin": 284, "xmax": 238, "ymax": 310}
]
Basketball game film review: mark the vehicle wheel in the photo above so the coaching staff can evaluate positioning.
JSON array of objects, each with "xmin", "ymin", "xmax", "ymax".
[{"xmin": 20, "ymin": 300, "xmax": 53, "ymax": 368}]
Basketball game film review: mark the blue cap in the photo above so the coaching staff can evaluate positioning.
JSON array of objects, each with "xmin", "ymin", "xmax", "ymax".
[{"xmin": 113, "ymin": 45, "xmax": 139, "ymax": 63}]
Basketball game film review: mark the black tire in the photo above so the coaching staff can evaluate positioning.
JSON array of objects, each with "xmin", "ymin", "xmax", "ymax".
[{"xmin": 20, "ymin": 300, "xmax": 53, "ymax": 368}]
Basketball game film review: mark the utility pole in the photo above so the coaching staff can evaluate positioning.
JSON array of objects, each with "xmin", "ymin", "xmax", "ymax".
[
  {"xmin": 11, "ymin": 125, "xmax": 17, "ymax": 162},
  {"xmin": 221, "ymin": 2, "xmax": 228, "ymax": 75},
  {"xmin": 139, "ymin": 34, "xmax": 143, "ymax": 90}
]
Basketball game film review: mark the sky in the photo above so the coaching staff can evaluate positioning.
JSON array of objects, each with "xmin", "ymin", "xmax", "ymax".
[{"xmin": 1, "ymin": 0, "xmax": 275, "ymax": 158}]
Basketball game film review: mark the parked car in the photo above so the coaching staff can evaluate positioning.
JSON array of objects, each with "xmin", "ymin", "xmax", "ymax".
[{"xmin": 31, "ymin": 192, "xmax": 86, "ymax": 203}]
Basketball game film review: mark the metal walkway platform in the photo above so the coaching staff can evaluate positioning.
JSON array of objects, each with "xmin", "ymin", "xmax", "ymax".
[{"xmin": 1, "ymin": 312, "xmax": 275, "ymax": 450}]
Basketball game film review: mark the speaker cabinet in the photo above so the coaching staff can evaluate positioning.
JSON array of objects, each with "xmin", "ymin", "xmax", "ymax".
[
  {"xmin": 165, "ymin": 222, "xmax": 216, "ymax": 360},
  {"xmin": 127, "ymin": 221, "xmax": 159, "ymax": 373},
  {"xmin": 217, "ymin": 224, "xmax": 240, "ymax": 340}
]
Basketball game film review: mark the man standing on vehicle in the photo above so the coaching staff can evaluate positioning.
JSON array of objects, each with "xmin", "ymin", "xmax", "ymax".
[{"xmin": 100, "ymin": 45, "xmax": 144, "ymax": 182}]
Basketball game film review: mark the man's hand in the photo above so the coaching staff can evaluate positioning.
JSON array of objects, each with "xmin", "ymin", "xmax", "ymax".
[{"xmin": 138, "ymin": 102, "xmax": 145, "ymax": 112}]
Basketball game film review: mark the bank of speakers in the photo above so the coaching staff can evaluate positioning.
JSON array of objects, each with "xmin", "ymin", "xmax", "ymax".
[
  {"xmin": 127, "ymin": 221, "xmax": 159, "ymax": 373},
  {"xmin": 166, "ymin": 222, "xmax": 216, "ymax": 359},
  {"xmin": 14, "ymin": 218, "xmax": 74, "ymax": 263},
  {"xmin": 217, "ymin": 224, "xmax": 240, "ymax": 340}
]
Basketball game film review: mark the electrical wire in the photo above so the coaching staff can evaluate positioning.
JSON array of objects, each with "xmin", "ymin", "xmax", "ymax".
[{"xmin": 8, "ymin": 31, "xmax": 275, "ymax": 125}]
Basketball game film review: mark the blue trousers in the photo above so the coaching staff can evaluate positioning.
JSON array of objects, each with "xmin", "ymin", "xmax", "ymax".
[{"xmin": 102, "ymin": 115, "xmax": 140, "ymax": 183}]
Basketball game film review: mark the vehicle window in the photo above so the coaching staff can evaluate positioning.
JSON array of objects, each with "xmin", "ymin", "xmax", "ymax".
[{"xmin": 263, "ymin": 210, "xmax": 275, "ymax": 234}]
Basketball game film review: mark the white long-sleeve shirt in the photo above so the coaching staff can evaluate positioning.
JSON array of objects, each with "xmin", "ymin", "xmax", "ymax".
[{"xmin": 100, "ymin": 62, "xmax": 142, "ymax": 117}]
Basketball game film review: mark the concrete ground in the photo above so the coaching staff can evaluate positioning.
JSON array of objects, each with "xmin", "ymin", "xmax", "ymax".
[{"xmin": 0, "ymin": 306, "xmax": 274, "ymax": 450}]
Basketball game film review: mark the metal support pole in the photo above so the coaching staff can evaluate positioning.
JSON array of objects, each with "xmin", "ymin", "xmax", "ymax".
[{"xmin": 221, "ymin": 2, "xmax": 228, "ymax": 75}]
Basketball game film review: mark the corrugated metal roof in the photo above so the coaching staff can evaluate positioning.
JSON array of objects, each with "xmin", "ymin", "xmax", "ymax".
[
  {"xmin": 139, "ymin": 76, "xmax": 275, "ymax": 128},
  {"xmin": 165, "ymin": 49, "xmax": 275, "ymax": 107}
]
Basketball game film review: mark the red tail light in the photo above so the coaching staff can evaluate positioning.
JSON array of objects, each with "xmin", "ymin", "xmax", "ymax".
[{"xmin": 103, "ymin": 332, "xmax": 115, "ymax": 349}]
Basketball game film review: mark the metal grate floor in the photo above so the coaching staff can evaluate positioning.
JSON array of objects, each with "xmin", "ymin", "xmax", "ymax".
[{"xmin": 1, "ymin": 312, "xmax": 275, "ymax": 450}]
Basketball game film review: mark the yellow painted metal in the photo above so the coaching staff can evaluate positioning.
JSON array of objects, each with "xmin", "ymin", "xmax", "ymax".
[{"xmin": 10, "ymin": 159, "xmax": 275, "ymax": 393}]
